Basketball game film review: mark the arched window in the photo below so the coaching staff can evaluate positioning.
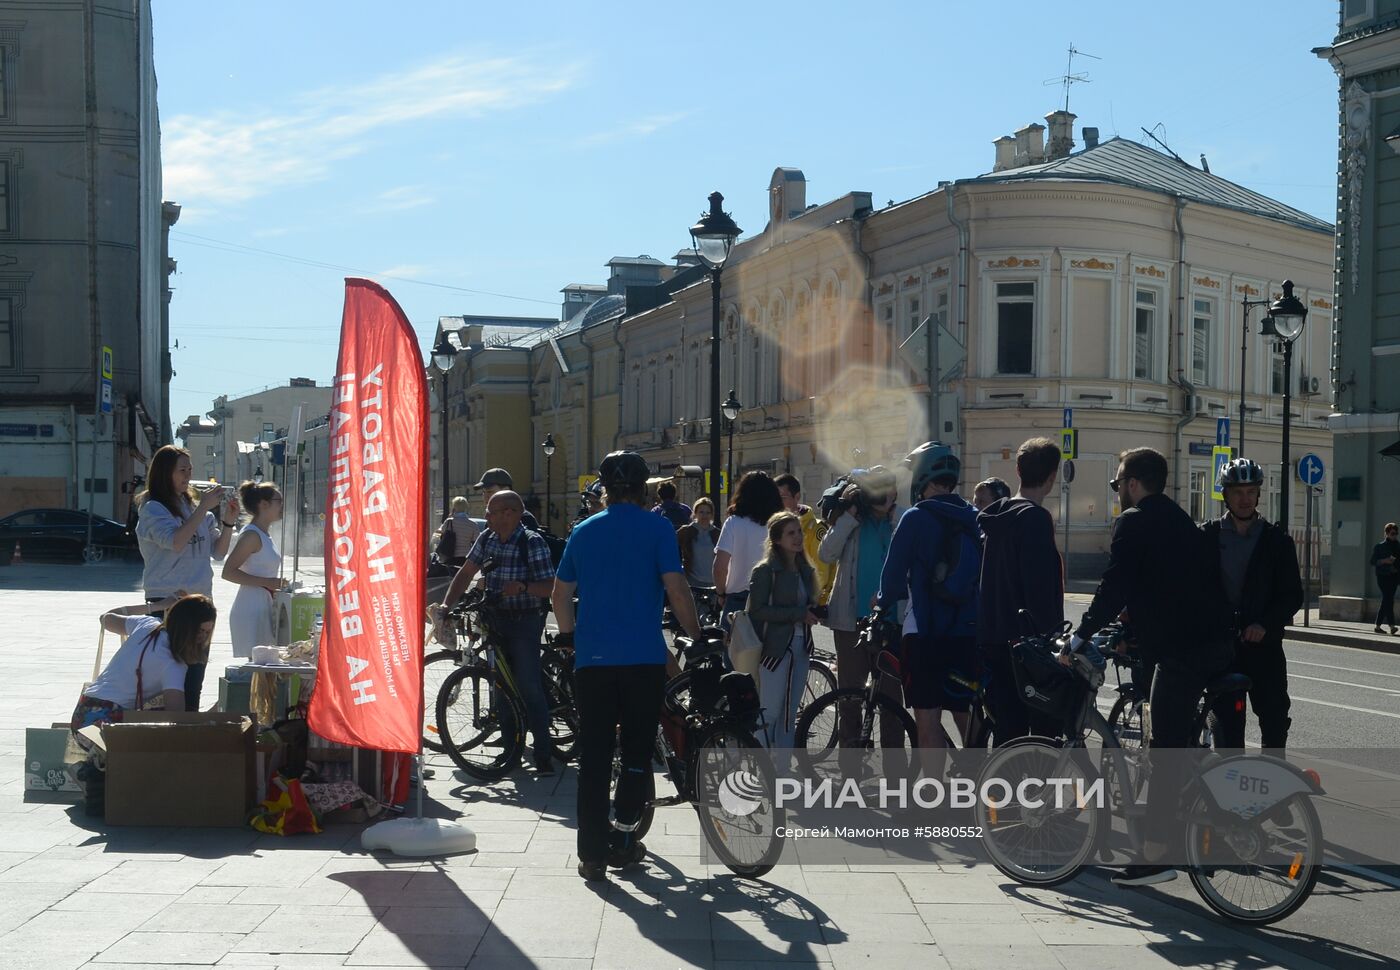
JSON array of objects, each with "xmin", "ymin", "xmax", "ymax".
[{"xmin": 767, "ymin": 295, "xmax": 786, "ymax": 404}]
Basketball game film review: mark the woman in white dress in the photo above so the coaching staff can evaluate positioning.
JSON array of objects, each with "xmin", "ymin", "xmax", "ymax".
[{"xmin": 222, "ymin": 481, "xmax": 287, "ymax": 658}]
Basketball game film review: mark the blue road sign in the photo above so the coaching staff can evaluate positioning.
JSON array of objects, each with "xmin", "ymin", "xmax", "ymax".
[
  {"xmin": 1063, "ymin": 407, "xmax": 1073, "ymax": 429},
  {"xmin": 1297, "ymin": 453, "xmax": 1325, "ymax": 487},
  {"xmin": 1216, "ymin": 418, "xmax": 1230, "ymax": 447}
]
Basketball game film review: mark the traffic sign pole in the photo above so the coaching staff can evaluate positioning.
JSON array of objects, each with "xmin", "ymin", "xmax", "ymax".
[{"xmin": 1303, "ymin": 485, "xmax": 1314, "ymax": 628}]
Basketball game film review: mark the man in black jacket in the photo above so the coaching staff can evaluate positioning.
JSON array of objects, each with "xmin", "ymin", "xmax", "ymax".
[
  {"xmin": 1072, "ymin": 447, "xmax": 1234, "ymax": 887},
  {"xmin": 978, "ymin": 437, "xmax": 1063, "ymax": 744},
  {"xmin": 1203, "ymin": 459, "xmax": 1303, "ymax": 753}
]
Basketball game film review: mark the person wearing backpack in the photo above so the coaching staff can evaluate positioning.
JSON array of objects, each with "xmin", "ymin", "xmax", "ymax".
[
  {"xmin": 976, "ymin": 437, "xmax": 1064, "ymax": 745},
  {"xmin": 876, "ymin": 442, "xmax": 981, "ymax": 777}
]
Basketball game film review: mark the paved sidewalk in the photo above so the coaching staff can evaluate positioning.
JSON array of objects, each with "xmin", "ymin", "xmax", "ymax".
[{"xmin": 0, "ymin": 561, "xmax": 1351, "ymax": 969}]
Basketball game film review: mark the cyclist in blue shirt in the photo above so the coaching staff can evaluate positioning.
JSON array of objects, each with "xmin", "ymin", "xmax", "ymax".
[{"xmin": 552, "ymin": 451, "xmax": 702, "ymax": 882}]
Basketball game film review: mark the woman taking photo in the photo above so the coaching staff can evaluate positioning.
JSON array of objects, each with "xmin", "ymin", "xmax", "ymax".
[
  {"xmin": 73, "ymin": 594, "xmax": 219, "ymax": 738},
  {"xmin": 222, "ymin": 481, "xmax": 288, "ymax": 658},
  {"xmin": 134, "ymin": 445, "xmax": 238, "ymax": 710},
  {"xmin": 714, "ymin": 472, "xmax": 784, "ymax": 622},
  {"xmin": 746, "ymin": 511, "xmax": 819, "ymax": 748}
]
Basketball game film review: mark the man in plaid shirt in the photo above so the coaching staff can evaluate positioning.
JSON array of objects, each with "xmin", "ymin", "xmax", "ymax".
[{"xmin": 440, "ymin": 490, "xmax": 558, "ymax": 772}]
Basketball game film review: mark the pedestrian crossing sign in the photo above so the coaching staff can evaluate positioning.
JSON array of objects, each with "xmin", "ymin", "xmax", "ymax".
[
  {"xmin": 1059, "ymin": 428, "xmax": 1078, "ymax": 460},
  {"xmin": 703, "ymin": 470, "xmax": 729, "ymax": 494},
  {"xmin": 1211, "ymin": 446, "xmax": 1234, "ymax": 501}
]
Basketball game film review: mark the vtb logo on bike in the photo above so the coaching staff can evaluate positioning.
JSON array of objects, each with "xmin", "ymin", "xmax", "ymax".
[{"xmin": 1224, "ymin": 768, "xmax": 1270, "ymax": 796}]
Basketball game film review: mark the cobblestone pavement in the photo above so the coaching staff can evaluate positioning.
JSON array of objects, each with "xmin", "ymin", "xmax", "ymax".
[{"xmin": 0, "ymin": 560, "xmax": 1368, "ymax": 969}]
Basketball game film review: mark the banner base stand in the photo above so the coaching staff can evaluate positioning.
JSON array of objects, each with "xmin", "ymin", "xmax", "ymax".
[{"xmin": 361, "ymin": 816, "xmax": 477, "ymax": 857}]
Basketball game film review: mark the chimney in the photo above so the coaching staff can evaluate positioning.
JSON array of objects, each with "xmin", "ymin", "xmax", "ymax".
[
  {"xmin": 1044, "ymin": 110, "xmax": 1077, "ymax": 159},
  {"xmin": 1013, "ymin": 123, "xmax": 1046, "ymax": 166},
  {"xmin": 1082, "ymin": 126, "xmax": 1100, "ymax": 150},
  {"xmin": 768, "ymin": 168, "xmax": 807, "ymax": 225},
  {"xmin": 993, "ymin": 135, "xmax": 1016, "ymax": 172}
]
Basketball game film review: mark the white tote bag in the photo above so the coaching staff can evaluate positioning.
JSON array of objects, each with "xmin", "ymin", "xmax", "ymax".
[{"xmin": 727, "ymin": 611, "xmax": 763, "ymax": 678}]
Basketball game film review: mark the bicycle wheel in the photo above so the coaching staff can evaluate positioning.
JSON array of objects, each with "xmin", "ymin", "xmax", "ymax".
[
  {"xmin": 436, "ymin": 663, "xmax": 525, "ymax": 780},
  {"xmin": 801, "ymin": 659, "xmax": 837, "ymax": 718},
  {"xmin": 693, "ymin": 724, "xmax": 784, "ymax": 878},
  {"xmin": 793, "ymin": 687, "xmax": 917, "ymax": 774},
  {"xmin": 1106, "ymin": 693, "xmax": 1146, "ymax": 807},
  {"xmin": 1185, "ymin": 792, "xmax": 1322, "ymax": 925},
  {"xmin": 422, "ymin": 649, "xmax": 460, "ymax": 753},
  {"xmin": 543, "ymin": 650, "xmax": 579, "ymax": 762},
  {"xmin": 974, "ymin": 737, "xmax": 1103, "ymax": 887},
  {"xmin": 609, "ymin": 737, "xmax": 657, "ymax": 842}
]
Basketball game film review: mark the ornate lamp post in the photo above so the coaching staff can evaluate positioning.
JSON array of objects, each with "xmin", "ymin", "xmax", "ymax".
[
  {"xmin": 722, "ymin": 389, "xmax": 742, "ymax": 509},
  {"xmin": 431, "ymin": 330, "xmax": 459, "ymax": 522},
  {"xmin": 689, "ymin": 192, "xmax": 741, "ymax": 516},
  {"xmin": 1259, "ymin": 280, "xmax": 1307, "ymax": 528},
  {"xmin": 542, "ymin": 432, "xmax": 556, "ymax": 529}
]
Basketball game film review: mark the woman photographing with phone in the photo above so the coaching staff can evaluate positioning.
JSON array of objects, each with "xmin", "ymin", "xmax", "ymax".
[
  {"xmin": 223, "ymin": 481, "xmax": 288, "ymax": 658},
  {"xmin": 134, "ymin": 445, "xmax": 239, "ymax": 710}
]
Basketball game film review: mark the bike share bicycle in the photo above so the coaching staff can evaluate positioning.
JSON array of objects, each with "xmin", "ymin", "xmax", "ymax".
[{"xmin": 974, "ymin": 620, "xmax": 1324, "ymax": 924}]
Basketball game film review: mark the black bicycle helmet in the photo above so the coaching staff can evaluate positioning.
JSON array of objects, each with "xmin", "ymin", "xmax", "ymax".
[
  {"xmin": 1217, "ymin": 458, "xmax": 1265, "ymax": 491},
  {"xmin": 599, "ymin": 450, "xmax": 649, "ymax": 489},
  {"xmin": 904, "ymin": 441, "xmax": 961, "ymax": 505}
]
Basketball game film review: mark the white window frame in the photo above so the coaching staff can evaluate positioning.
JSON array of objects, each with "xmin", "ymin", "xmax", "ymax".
[
  {"xmin": 1191, "ymin": 295, "xmax": 1214, "ymax": 387},
  {"xmin": 993, "ymin": 280, "xmax": 1037, "ymax": 376},
  {"xmin": 1133, "ymin": 286, "xmax": 1161, "ymax": 382}
]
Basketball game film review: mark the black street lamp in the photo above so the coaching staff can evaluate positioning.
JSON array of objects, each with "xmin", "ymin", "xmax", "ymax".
[
  {"xmin": 722, "ymin": 389, "xmax": 742, "ymax": 509},
  {"xmin": 431, "ymin": 330, "xmax": 459, "ymax": 522},
  {"xmin": 542, "ymin": 433, "xmax": 556, "ymax": 529},
  {"xmin": 1260, "ymin": 280, "xmax": 1307, "ymax": 528},
  {"xmin": 690, "ymin": 192, "xmax": 741, "ymax": 516}
]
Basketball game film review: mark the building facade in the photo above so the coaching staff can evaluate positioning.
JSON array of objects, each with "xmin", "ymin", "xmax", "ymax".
[
  {"xmin": 194, "ymin": 379, "xmax": 331, "ymax": 485},
  {"xmin": 0, "ymin": 0, "xmax": 177, "ymax": 521},
  {"xmin": 1317, "ymin": 1, "xmax": 1400, "ymax": 619},
  {"xmin": 614, "ymin": 133, "xmax": 1333, "ymax": 575}
]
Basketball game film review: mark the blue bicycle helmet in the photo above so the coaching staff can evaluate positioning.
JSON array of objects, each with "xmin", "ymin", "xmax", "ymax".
[{"xmin": 904, "ymin": 441, "xmax": 961, "ymax": 505}]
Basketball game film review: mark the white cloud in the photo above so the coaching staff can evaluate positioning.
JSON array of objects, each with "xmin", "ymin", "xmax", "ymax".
[
  {"xmin": 576, "ymin": 112, "xmax": 688, "ymax": 148},
  {"xmin": 374, "ymin": 264, "xmax": 432, "ymax": 280},
  {"xmin": 164, "ymin": 54, "xmax": 580, "ymax": 209},
  {"xmin": 358, "ymin": 185, "xmax": 436, "ymax": 214}
]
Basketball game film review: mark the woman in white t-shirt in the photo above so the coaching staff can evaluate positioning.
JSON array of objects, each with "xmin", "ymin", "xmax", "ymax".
[
  {"xmin": 72, "ymin": 594, "xmax": 219, "ymax": 744},
  {"xmin": 714, "ymin": 472, "xmax": 785, "ymax": 624}
]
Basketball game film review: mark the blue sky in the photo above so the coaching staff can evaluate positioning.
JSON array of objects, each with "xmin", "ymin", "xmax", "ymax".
[{"xmin": 155, "ymin": 1, "xmax": 1343, "ymax": 432}]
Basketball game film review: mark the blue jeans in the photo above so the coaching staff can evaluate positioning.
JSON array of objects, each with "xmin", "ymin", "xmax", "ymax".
[
  {"xmin": 720, "ymin": 590, "xmax": 750, "ymax": 634},
  {"xmin": 499, "ymin": 611, "xmax": 553, "ymax": 763}
]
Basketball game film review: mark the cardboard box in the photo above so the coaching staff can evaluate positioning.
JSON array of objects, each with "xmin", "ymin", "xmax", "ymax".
[
  {"xmin": 218, "ymin": 676, "xmax": 252, "ymax": 715},
  {"xmin": 24, "ymin": 724, "xmax": 83, "ymax": 797},
  {"xmin": 92, "ymin": 712, "xmax": 256, "ymax": 828}
]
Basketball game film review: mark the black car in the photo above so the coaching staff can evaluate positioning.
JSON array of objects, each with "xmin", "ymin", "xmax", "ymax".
[{"xmin": 0, "ymin": 508, "xmax": 139, "ymax": 564}]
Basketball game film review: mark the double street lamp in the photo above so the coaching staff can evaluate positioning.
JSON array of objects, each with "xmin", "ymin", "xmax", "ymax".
[
  {"xmin": 690, "ymin": 192, "xmax": 742, "ymax": 516},
  {"xmin": 542, "ymin": 433, "xmax": 556, "ymax": 529},
  {"xmin": 1259, "ymin": 280, "xmax": 1307, "ymax": 529},
  {"xmin": 431, "ymin": 330, "xmax": 459, "ymax": 522},
  {"xmin": 722, "ymin": 390, "xmax": 742, "ymax": 509}
]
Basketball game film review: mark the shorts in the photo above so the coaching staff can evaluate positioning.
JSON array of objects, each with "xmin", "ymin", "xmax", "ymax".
[{"xmin": 901, "ymin": 635, "xmax": 983, "ymax": 712}]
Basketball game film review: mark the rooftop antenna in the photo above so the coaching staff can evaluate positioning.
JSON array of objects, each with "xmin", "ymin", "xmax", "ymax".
[
  {"xmin": 1044, "ymin": 44, "xmax": 1100, "ymax": 113},
  {"xmin": 1140, "ymin": 124, "xmax": 1188, "ymax": 166}
]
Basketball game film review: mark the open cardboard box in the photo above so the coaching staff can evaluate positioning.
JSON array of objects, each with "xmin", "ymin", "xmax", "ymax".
[{"xmin": 80, "ymin": 712, "xmax": 257, "ymax": 828}]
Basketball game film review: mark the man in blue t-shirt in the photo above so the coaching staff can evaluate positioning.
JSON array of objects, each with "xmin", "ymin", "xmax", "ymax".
[{"xmin": 552, "ymin": 451, "xmax": 702, "ymax": 882}]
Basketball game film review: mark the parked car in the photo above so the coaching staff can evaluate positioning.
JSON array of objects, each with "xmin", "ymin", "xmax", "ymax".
[{"xmin": 0, "ymin": 508, "xmax": 139, "ymax": 564}]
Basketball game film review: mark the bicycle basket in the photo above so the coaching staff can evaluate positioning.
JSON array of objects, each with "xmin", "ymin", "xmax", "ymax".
[
  {"xmin": 1009, "ymin": 637, "xmax": 1082, "ymax": 721},
  {"xmin": 687, "ymin": 663, "xmax": 724, "ymax": 714}
]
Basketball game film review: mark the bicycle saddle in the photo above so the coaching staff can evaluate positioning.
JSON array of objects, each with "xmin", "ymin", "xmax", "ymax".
[{"xmin": 1203, "ymin": 672, "xmax": 1252, "ymax": 697}]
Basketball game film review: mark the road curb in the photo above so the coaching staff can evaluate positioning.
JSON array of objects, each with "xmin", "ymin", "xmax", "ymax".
[{"xmin": 1287, "ymin": 627, "xmax": 1400, "ymax": 655}]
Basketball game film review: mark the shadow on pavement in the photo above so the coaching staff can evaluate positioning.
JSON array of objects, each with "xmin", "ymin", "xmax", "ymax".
[
  {"xmin": 0, "ymin": 561, "xmax": 144, "ymax": 593},
  {"xmin": 1003, "ymin": 867, "xmax": 1396, "ymax": 969}
]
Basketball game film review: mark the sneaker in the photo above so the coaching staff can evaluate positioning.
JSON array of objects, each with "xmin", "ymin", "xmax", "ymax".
[
  {"xmin": 534, "ymin": 756, "xmax": 556, "ymax": 776},
  {"xmin": 577, "ymin": 860, "xmax": 608, "ymax": 882},
  {"xmin": 1112, "ymin": 864, "xmax": 1177, "ymax": 887},
  {"xmin": 607, "ymin": 839, "xmax": 647, "ymax": 869},
  {"xmin": 1377, "ymin": 627, "xmax": 1386, "ymax": 634}
]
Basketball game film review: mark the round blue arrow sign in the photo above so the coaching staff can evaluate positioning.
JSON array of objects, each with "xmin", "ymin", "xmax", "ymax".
[{"xmin": 1296, "ymin": 453, "xmax": 1325, "ymax": 487}]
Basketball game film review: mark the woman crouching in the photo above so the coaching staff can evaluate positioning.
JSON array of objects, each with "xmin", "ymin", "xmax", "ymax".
[{"xmin": 72, "ymin": 594, "xmax": 219, "ymax": 742}]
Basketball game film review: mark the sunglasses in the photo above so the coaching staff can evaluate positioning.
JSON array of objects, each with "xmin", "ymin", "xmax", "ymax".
[{"xmin": 1108, "ymin": 476, "xmax": 1131, "ymax": 491}]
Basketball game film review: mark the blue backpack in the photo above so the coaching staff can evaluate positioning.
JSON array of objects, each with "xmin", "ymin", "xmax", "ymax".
[{"xmin": 922, "ymin": 504, "xmax": 982, "ymax": 609}]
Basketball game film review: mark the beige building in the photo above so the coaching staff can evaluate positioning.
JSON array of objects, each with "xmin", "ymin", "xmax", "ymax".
[
  {"xmin": 191, "ymin": 379, "xmax": 331, "ymax": 485},
  {"xmin": 613, "ymin": 118, "xmax": 1334, "ymax": 574}
]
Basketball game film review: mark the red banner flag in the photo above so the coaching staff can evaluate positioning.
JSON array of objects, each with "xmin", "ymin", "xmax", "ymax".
[{"xmin": 308, "ymin": 279, "xmax": 427, "ymax": 754}]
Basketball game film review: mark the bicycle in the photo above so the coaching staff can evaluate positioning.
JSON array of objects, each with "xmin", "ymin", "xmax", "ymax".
[
  {"xmin": 612, "ymin": 631, "xmax": 785, "ymax": 878},
  {"xmin": 974, "ymin": 624, "xmax": 1324, "ymax": 925},
  {"xmin": 434, "ymin": 586, "xmax": 579, "ymax": 779},
  {"xmin": 802, "ymin": 646, "xmax": 837, "ymax": 719}
]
